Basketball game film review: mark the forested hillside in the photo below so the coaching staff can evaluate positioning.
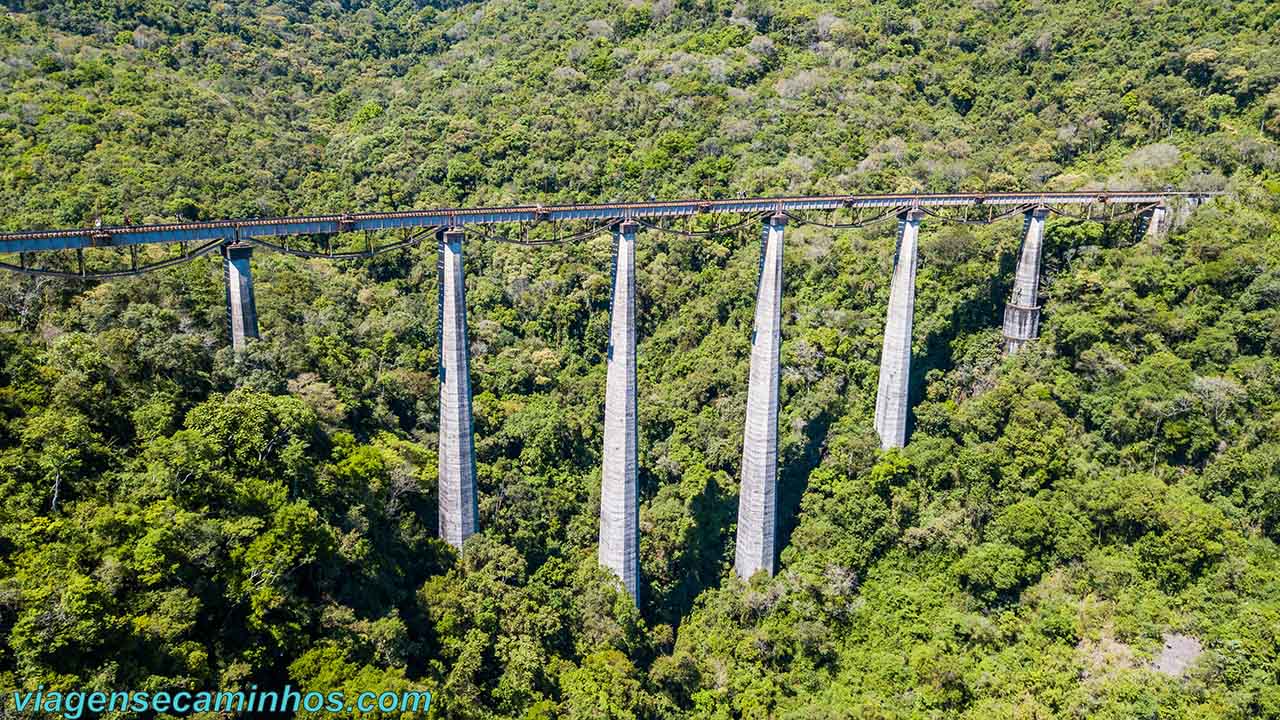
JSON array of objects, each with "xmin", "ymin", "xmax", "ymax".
[{"xmin": 1, "ymin": 0, "xmax": 1279, "ymax": 717}]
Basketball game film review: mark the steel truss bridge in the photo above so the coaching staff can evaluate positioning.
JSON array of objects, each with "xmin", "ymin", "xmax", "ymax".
[
  {"xmin": 0, "ymin": 191, "xmax": 1213, "ymax": 279},
  {"xmin": 0, "ymin": 188, "xmax": 1220, "ymax": 599}
]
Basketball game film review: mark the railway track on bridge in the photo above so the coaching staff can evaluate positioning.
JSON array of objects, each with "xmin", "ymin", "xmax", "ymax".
[{"xmin": 0, "ymin": 190, "xmax": 1216, "ymax": 256}]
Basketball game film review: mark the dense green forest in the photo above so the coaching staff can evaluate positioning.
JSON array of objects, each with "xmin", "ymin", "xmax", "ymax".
[{"xmin": 1, "ymin": 0, "xmax": 1279, "ymax": 716}]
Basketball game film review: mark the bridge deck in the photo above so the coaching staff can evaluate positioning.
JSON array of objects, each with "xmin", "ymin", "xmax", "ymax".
[{"xmin": 0, "ymin": 191, "xmax": 1214, "ymax": 254}]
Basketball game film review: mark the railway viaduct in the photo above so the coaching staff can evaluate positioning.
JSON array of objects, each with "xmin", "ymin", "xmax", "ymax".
[{"xmin": 0, "ymin": 191, "xmax": 1211, "ymax": 604}]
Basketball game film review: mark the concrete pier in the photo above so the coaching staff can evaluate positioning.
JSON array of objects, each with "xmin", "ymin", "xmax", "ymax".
[
  {"xmin": 1146, "ymin": 202, "xmax": 1168, "ymax": 238},
  {"xmin": 736, "ymin": 213, "xmax": 785, "ymax": 580},
  {"xmin": 1002, "ymin": 206, "xmax": 1050, "ymax": 353},
  {"xmin": 438, "ymin": 228, "xmax": 479, "ymax": 550},
  {"xmin": 222, "ymin": 242, "xmax": 259, "ymax": 355},
  {"xmin": 599, "ymin": 221, "xmax": 640, "ymax": 604},
  {"xmin": 873, "ymin": 209, "xmax": 923, "ymax": 450}
]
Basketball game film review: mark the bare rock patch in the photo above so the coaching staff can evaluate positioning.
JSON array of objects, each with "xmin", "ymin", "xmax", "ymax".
[{"xmin": 1153, "ymin": 632, "xmax": 1202, "ymax": 678}]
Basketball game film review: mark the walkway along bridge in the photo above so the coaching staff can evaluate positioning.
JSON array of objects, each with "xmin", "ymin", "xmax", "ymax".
[{"xmin": 0, "ymin": 191, "xmax": 1216, "ymax": 604}]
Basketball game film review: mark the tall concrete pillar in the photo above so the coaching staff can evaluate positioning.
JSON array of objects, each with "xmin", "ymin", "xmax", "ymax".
[
  {"xmin": 438, "ymin": 228, "xmax": 478, "ymax": 549},
  {"xmin": 873, "ymin": 209, "xmax": 922, "ymax": 450},
  {"xmin": 1002, "ymin": 206, "xmax": 1050, "ymax": 353},
  {"xmin": 1146, "ymin": 202, "xmax": 1168, "ymax": 238},
  {"xmin": 735, "ymin": 213, "xmax": 784, "ymax": 580},
  {"xmin": 1172, "ymin": 196, "xmax": 1198, "ymax": 229},
  {"xmin": 599, "ymin": 221, "xmax": 640, "ymax": 604},
  {"xmin": 222, "ymin": 242, "xmax": 259, "ymax": 355}
]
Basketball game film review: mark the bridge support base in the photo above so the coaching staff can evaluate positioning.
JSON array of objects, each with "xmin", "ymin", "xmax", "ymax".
[
  {"xmin": 1002, "ymin": 206, "xmax": 1049, "ymax": 353},
  {"xmin": 438, "ymin": 228, "xmax": 478, "ymax": 550},
  {"xmin": 736, "ymin": 213, "xmax": 785, "ymax": 580},
  {"xmin": 599, "ymin": 221, "xmax": 640, "ymax": 604},
  {"xmin": 874, "ymin": 209, "xmax": 922, "ymax": 450},
  {"xmin": 222, "ymin": 242, "xmax": 259, "ymax": 356}
]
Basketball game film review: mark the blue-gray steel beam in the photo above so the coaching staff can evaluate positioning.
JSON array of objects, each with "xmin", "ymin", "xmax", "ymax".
[
  {"xmin": 599, "ymin": 221, "xmax": 640, "ymax": 604},
  {"xmin": 0, "ymin": 192, "xmax": 1216, "ymax": 255},
  {"xmin": 222, "ymin": 242, "xmax": 259, "ymax": 356},
  {"xmin": 438, "ymin": 228, "xmax": 479, "ymax": 549},
  {"xmin": 736, "ymin": 213, "xmax": 785, "ymax": 580}
]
